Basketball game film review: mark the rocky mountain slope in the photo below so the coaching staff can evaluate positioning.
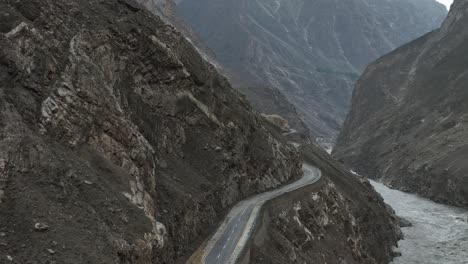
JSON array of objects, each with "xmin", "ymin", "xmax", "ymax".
[
  {"xmin": 235, "ymin": 84, "xmax": 311, "ymax": 139},
  {"xmin": 0, "ymin": 0, "xmax": 303, "ymax": 262},
  {"xmin": 135, "ymin": 0, "xmax": 313, "ymax": 142},
  {"xmin": 334, "ymin": 0, "xmax": 468, "ymax": 208},
  {"xmin": 177, "ymin": 0, "xmax": 447, "ymax": 142},
  {"xmin": 249, "ymin": 143, "xmax": 402, "ymax": 264},
  {"xmin": 134, "ymin": 0, "xmax": 176, "ymax": 22},
  {"xmin": 134, "ymin": 0, "xmax": 219, "ymax": 70},
  {"xmin": 0, "ymin": 0, "xmax": 403, "ymax": 263}
]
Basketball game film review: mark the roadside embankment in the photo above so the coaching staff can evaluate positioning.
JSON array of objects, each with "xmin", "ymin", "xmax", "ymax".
[{"xmin": 241, "ymin": 143, "xmax": 402, "ymax": 264}]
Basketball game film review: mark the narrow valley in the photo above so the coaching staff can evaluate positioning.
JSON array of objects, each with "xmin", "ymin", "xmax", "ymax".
[{"xmin": 1, "ymin": 0, "xmax": 466, "ymax": 263}]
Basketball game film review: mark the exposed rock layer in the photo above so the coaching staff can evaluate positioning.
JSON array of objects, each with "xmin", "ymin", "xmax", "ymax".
[
  {"xmin": 0, "ymin": 0, "xmax": 302, "ymax": 262},
  {"xmin": 177, "ymin": 0, "xmax": 447, "ymax": 141},
  {"xmin": 335, "ymin": 0, "xmax": 468, "ymax": 208}
]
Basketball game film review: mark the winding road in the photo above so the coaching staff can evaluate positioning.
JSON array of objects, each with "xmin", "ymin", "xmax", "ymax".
[{"xmin": 200, "ymin": 164, "xmax": 322, "ymax": 264}]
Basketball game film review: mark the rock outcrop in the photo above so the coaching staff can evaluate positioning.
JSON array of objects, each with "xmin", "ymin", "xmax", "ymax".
[
  {"xmin": 0, "ymin": 0, "xmax": 302, "ymax": 262},
  {"xmin": 177, "ymin": 0, "xmax": 447, "ymax": 142},
  {"xmin": 335, "ymin": 0, "xmax": 468, "ymax": 208}
]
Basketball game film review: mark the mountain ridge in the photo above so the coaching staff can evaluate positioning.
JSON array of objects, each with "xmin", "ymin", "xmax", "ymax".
[
  {"xmin": 334, "ymin": 0, "xmax": 468, "ymax": 208},
  {"xmin": 177, "ymin": 0, "xmax": 447, "ymax": 142}
]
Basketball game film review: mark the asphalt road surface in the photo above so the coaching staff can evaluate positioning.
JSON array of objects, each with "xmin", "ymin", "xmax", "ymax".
[{"xmin": 202, "ymin": 163, "xmax": 322, "ymax": 264}]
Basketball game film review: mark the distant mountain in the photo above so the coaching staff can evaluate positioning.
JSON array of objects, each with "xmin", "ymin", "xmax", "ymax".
[
  {"xmin": 177, "ymin": 0, "xmax": 447, "ymax": 143},
  {"xmin": 335, "ymin": 0, "xmax": 468, "ymax": 208}
]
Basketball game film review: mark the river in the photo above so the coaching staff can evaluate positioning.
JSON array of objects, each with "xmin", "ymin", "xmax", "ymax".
[{"xmin": 371, "ymin": 181, "xmax": 468, "ymax": 264}]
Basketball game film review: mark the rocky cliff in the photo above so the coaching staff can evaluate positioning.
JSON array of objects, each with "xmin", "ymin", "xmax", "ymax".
[
  {"xmin": 335, "ymin": 0, "xmax": 468, "ymax": 208},
  {"xmin": 0, "ymin": 0, "xmax": 303, "ymax": 262},
  {"xmin": 177, "ymin": 0, "xmax": 447, "ymax": 142}
]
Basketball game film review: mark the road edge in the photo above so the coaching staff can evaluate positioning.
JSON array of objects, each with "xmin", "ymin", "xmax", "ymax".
[{"xmin": 234, "ymin": 165, "xmax": 324, "ymax": 264}]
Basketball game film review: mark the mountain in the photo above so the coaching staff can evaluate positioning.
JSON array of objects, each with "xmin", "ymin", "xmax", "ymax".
[
  {"xmin": 0, "ymin": 0, "xmax": 302, "ymax": 262},
  {"xmin": 177, "ymin": 0, "xmax": 447, "ymax": 143},
  {"xmin": 334, "ymin": 0, "xmax": 468, "ymax": 208},
  {"xmin": 0, "ymin": 0, "xmax": 400, "ymax": 263},
  {"xmin": 135, "ymin": 0, "xmax": 313, "ymax": 142}
]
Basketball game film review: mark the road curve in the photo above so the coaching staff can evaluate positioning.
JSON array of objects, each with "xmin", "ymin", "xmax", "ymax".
[{"xmin": 201, "ymin": 164, "xmax": 321, "ymax": 264}]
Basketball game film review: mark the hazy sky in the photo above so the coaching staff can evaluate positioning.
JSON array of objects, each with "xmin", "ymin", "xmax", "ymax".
[{"xmin": 436, "ymin": 0, "xmax": 453, "ymax": 9}]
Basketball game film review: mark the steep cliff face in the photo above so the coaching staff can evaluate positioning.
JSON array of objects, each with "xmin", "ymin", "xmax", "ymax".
[
  {"xmin": 177, "ymin": 0, "xmax": 447, "ymax": 142},
  {"xmin": 335, "ymin": 0, "xmax": 468, "ymax": 208},
  {"xmin": 0, "ymin": 0, "xmax": 302, "ymax": 262},
  {"xmin": 250, "ymin": 144, "xmax": 402, "ymax": 264}
]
